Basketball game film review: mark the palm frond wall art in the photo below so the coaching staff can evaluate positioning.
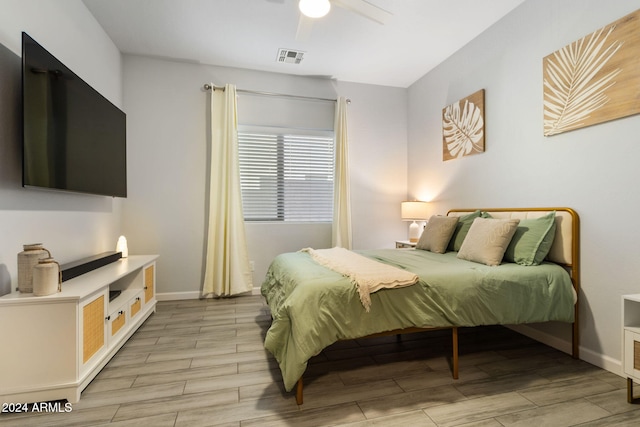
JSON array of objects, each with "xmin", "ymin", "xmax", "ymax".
[
  {"xmin": 543, "ymin": 8, "xmax": 640, "ymax": 136},
  {"xmin": 442, "ymin": 89, "xmax": 485, "ymax": 161}
]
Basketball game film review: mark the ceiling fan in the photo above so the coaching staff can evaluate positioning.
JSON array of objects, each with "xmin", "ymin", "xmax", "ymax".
[{"xmin": 296, "ymin": 0, "xmax": 392, "ymax": 40}]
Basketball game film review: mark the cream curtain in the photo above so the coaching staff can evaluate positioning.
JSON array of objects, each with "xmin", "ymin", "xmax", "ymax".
[
  {"xmin": 202, "ymin": 84, "xmax": 253, "ymax": 297},
  {"xmin": 332, "ymin": 96, "xmax": 352, "ymax": 249}
]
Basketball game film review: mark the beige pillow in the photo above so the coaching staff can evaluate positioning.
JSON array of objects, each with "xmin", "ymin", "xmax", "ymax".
[
  {"xmin": 416, "ymin": 215, "xmax": 459, "ymax": 254},
  {"xmin": 457, "ymin": 218, "xmax": 520, "ymax": 266}
]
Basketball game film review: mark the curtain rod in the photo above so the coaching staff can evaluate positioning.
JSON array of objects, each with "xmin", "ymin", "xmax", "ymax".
[{"xmin": 202, "ymin": 83, "xmax": 349, "ymax": 104}]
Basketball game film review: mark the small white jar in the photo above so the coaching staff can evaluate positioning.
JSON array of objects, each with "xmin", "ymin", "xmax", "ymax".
[{"xmin": 33, "ymin": 258, "xmax": 61, "ymax": 296}]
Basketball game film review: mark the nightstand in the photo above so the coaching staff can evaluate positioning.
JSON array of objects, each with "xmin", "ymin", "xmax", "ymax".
[
  {"xmin": 623, "ymin": 294, "xmax": 640, "ymax": 403},
  {"xmin": 395, "ymin": 240, "xmax": 416, "ymax": 248}
]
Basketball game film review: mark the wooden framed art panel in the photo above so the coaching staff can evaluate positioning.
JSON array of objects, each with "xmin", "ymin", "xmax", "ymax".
[
  {"xmin": 442, "ymin": 89, "xmax": 485, "ymax": 161},
  {"xmin": 543, "ymin": 8, "xmax": 640, "ymax": 136}
]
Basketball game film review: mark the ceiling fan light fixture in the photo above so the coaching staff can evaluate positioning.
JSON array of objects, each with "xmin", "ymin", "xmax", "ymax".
[{"xmin": 299, "ymin": 0, "xmax": 331, "ymax": 18}]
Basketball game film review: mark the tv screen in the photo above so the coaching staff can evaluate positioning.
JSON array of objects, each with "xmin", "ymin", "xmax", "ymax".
[{"xmin": 22, "ymin": 32, "xmax": 127, "ymax": 197}]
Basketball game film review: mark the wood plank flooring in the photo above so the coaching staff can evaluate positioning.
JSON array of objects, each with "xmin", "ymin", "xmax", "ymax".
[{"xmin": 2, "ymin": 295, "xmax": 640, "ymax": 426}]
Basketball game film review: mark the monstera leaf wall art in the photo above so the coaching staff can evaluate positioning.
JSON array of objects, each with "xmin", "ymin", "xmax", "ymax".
[
  {"xmin": 543, "ymin": 8, "xmax": 640, "ymax": 136},
  {"xmin": 442, "ymin": 89, "xmax": 485, "ymax": 161}
]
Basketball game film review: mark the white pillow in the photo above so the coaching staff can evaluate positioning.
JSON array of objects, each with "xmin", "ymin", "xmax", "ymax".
[
  {"xmin": 416, "ymin": 215, "xmax": 459, "ymax": 254},
  {"xmin": 457, "ymin": 217, "xmax": 520, "ymax": 266}
]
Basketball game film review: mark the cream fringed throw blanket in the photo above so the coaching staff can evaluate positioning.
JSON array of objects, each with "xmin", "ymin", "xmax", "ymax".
[{"xmin": 300, "ymin": 247, "xmax": 418, "ymax": 311}]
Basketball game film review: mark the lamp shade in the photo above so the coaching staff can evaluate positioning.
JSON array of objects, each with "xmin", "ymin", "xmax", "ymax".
[{"xmin": 401, "ymin": 201, "xmax": 429, "ymax": 221}]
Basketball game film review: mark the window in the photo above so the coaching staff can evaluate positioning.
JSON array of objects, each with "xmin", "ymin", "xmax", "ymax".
[{"xmin": 238, "ymin": 128, "xmax": 334, "ymax": 222}]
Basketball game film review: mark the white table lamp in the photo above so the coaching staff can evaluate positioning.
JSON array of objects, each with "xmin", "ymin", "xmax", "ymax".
[{"xmin": 401, "ymin": 201, "xmax": 429, "ymax": 242}]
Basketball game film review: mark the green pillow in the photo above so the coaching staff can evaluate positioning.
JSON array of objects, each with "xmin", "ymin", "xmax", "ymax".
[
  {"xmin": 504, "ymin": 212, "xmax": 557, "ymax": 266},
  {"xmin": 448, "ymin": 210, "xmax": 482, "ymax": 252}
]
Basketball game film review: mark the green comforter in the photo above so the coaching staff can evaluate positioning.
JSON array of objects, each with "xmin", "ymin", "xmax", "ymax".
[{"xmin": 260, "ymin": 249, "xmax": 575, "ymax": 391}]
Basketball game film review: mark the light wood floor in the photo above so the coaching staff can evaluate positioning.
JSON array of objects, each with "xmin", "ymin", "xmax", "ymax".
[{"xmin": 2, "ymin": 296, "xmax": 640, "ymax": 426}]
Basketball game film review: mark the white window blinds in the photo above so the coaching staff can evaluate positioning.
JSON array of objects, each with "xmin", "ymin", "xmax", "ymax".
[{"xmin": 238, "ymin": 129, "xmax": 335, "ymax": 222}]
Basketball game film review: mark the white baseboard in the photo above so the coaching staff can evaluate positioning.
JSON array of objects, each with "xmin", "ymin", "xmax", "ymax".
[
  {"xmin": 579, "ymin": 342, "xmax": 623, "ymax": 377},
  {"xmin": 508, "ymin": 324, "xmax": 623, "ymax": 377},
  {"xmin": 156, "ymin": 291, "xmax": 201, "ymax": 301},
  {"xmin": 508, "ymin": 324, "xmax": 572, "ymax": 354}
]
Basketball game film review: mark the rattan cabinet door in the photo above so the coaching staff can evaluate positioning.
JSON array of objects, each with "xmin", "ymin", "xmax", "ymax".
[
  {"xmin": 82, "ymin": 293, "xmax": 106, "ymax": 364},
  {"xmin": 144, "ymin": 264, "xmax": 155, "ymax": 303}
]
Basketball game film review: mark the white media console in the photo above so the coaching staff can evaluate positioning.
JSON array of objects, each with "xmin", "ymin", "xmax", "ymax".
[{"xmin": 0, "ymin": 255, "xmax": 158, "ymax": 404}]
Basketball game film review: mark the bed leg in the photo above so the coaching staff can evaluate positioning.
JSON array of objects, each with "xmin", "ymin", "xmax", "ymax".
[
  {"xmin": 296, "ymin": 377, "xmax": 303, "ymax": 405},
  {"xmin": 627, "ymin": 378, "xmax": 640, "ymax": 404},
  {"xmin": 452, "ymin": 327, "xmax": 459, "ymax": 380}
]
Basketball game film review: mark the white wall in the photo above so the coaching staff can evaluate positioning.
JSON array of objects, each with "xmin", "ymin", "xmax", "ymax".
[
  {"xmin": 121, "ymin": 55, "xmax": 408, "ymax": 297},
  {"xmin": 0, "ymin": 0, "xmax": 123, "ymax": 296},
  {"xmin": 407, "ymin": 0, "xmax": 640, "ymax": 375},
  {"xmin": 335, "ymin": 81, "xmax": 409, "ymax": 250}
]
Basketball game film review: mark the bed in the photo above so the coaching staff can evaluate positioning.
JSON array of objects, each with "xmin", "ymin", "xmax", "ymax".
[{"xmin": 261, "ymin": 207, "xmax": 580, "ymax": 404}]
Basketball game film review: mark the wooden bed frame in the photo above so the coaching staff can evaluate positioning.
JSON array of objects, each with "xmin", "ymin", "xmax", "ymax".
[{"xmin": 294, "ymin": 207, "xmax": 580, "ymax": 405}]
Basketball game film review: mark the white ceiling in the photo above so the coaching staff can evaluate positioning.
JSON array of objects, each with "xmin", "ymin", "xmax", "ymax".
[{"xmin": 83, "ymin": 0, "xmax": 524, "ymax": 88}]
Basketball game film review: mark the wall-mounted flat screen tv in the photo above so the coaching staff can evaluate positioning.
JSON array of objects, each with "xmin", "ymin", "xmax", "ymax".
[{"xmin": 22, "ymin": 32, "xmax": 127, "ymax": 197}]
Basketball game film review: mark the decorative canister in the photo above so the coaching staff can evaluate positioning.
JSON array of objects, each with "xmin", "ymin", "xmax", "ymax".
[
  {"xmin": 17, "ymin": 243, "xmax": 51, "ymax": 293},
  {"xmin": 33, "ymin": 258, "xmax": 62, "ymax": 296}
]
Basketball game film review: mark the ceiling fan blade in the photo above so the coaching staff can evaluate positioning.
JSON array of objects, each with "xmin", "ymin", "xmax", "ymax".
[
  {"xmin": 332, "ymin": 0, "xmax": 392, "ymax": 25},
  {"xmin": 295, "ymin": 13, "xmax": 315, "ymax": 41}
]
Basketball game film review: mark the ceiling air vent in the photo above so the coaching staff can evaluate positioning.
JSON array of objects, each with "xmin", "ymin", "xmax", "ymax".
[{"xmin": 277, "ymin": 48, "xmax": 305, "ymax": 64}]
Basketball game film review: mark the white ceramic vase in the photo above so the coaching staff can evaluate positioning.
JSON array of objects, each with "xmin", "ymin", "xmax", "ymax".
[{"xmin": 17, "ymin": 244, "xmax": 51, "ymax": 293}]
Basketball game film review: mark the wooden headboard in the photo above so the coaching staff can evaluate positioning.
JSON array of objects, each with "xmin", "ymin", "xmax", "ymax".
[{"xmin": 447, "ymin": 207, "xmax": 580, "ymax": 358}]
